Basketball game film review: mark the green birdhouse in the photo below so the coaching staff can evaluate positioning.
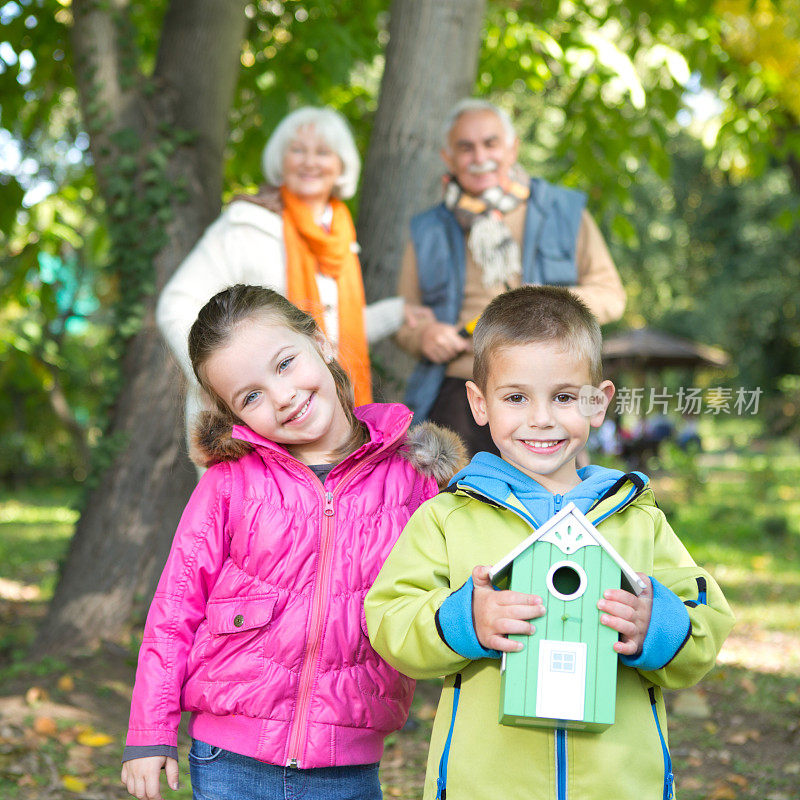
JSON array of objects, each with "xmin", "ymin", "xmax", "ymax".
[{"xmin": 489, "ymin": 502, "xmax": 645, "ymax": 732}]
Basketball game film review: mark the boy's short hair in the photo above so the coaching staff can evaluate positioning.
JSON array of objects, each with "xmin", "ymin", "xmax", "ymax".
[{"xmin": 472, "ymin": 286, "xmax": 603, "ymax": 389}]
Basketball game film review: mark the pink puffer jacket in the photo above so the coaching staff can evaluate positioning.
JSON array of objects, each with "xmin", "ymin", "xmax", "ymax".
[{"xmin": 125, "ymin": 404, "xmax": 464, "ymax": 768}]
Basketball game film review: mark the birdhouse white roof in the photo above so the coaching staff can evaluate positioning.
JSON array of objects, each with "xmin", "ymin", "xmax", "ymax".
[{"xmin": 489, "ymin": 502, "xmax": 646, "ymax": 595}]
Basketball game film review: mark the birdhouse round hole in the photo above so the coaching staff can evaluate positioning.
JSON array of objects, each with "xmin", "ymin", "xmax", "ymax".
[{"xmin": 546, "ymin": 561, "xmax": 588, "ymax": 601}]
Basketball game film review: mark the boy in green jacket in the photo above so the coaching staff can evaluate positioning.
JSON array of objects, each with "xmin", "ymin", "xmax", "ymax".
[{"xmin": 365, "ymin": 286, "xmax": 734, "ymax": 800}]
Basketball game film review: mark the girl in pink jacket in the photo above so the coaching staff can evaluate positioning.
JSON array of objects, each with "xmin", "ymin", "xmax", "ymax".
[{"xmin": 121, "ymin": 285, "xmax": 464, "ymax": 800}]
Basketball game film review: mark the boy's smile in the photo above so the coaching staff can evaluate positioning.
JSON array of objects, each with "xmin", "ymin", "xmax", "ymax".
[{"xmin": 466, "ymin": 341, "xmax": 614, "ymax": 494}]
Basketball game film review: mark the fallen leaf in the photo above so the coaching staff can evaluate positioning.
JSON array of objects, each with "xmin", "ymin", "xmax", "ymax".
[
  {"xmin": 727, "ymin": 773, "xmax": 748, "ymax": 788},
  {"xmin": 62, "ymin": 775, "xmax": 88, "ymax": 793},
  {"xmin": 738, "ymin": 677, "xmax": 757, "ymax": 695},
  {"xmin": 704, "ymin": 721, "xmax": 719, "ymax": 735},
  {"xmin": 416, "ymin": 703, "xmax": 437, "ymax": 721},
  {"xmin": 783, "ymin": 763, "xmax": 800, "ymax": 775},
  {"xmin": 77, "ymin": 729, "xmax": 114, "ymax": 747},
  {"xmin": 33, "ymin": 717, "xmax": 57, "ymax": 737},
  {"xmin": 65, "ymin": 745, "xmax": 95, "ymax": 776},
  {"xmin": 726, "ymin": 731, "xmax": 748, "ymax": 745},
  {"xmin": 57, "ymin": 727, "xmax": 79, "ymax": 745},
  {"xmin": 709, "ymin": 780, "xmax": 737, "ymax": 800},
  {"xmin": 726, "ymin": 729, "xmax": 760, "ymax": 745},
  {"xmin": 57, "ymin": 675, "xmax": 75, "ymax": 692},
  {"xmin": 671, "ymin": 688, "xmax": 711, "ymax": 718},
  {"xmin": 24, "ymin": 686, "xmax": 49, "ymax": 706},
  {"xmin": 750, "ymin": 554, "xmax": 771, "ymax": 571}
]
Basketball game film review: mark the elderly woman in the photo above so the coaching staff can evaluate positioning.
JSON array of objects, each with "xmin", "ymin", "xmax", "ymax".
[{"xmin": 158, "ymin": 106, "xmax": 421, "ymax": 441}]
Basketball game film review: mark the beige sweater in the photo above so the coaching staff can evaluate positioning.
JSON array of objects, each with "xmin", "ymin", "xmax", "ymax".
[{"xmin": 396, "ymin": 205, "xmax": 626, "ymax": 379}]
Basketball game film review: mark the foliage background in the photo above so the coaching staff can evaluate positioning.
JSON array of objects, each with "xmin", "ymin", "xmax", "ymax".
[
  {"xmin": 1, "ymin": 0, "xmax": 799, "ymax": 483},
  {"xmin": 1, "ymin": 3, "xmax": 799, "ymax": 797}
]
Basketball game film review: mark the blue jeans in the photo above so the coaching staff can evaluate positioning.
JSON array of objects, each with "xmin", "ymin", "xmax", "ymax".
[{"xmin": 188, "ymin": 739, "xmax": 382, "ymax": 800}]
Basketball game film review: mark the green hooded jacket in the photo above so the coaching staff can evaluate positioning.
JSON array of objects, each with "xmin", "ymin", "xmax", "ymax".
[{"xmin": 365, "ymin": 470, "xmax": 734, "ymax": 800}]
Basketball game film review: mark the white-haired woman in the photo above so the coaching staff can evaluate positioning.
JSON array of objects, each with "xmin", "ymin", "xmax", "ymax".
[{"xmin": 158, "ymin": 107, "xmax": 426, "ymax": 444}]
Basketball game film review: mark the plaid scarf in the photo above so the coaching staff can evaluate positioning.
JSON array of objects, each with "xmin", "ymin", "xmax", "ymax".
[{"xmin": 442, "ymin": 171, "xmax": 530, "ymax": 288}]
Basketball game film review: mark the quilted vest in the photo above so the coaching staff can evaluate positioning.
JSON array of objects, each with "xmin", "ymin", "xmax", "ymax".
[{"xmin": 404, "ymin": 177, "xmax": 586, "ymax": 420}]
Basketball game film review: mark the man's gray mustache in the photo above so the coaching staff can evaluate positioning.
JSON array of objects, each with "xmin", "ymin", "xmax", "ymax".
[{"xmin": 467, "ymin": 160, "xmax": 499, "ymax": 174}]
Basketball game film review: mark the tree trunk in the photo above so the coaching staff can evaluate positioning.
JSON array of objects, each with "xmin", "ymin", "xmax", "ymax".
[
  {"xmin": 358, "ymin": 0, "xmax": 486, "ymax": 303},
  {"xmin": 357, "ymin": 0, "xmax": 486, "ymax": 401},
  {"xmin": 34, "ymin": 0, "xmax": 248, "ymax": 655}
]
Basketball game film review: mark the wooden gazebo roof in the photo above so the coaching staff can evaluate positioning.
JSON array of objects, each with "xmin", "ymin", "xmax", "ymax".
[{"xmin": 602, "ymin": 327, "xmax": 730, "ymax": 372}]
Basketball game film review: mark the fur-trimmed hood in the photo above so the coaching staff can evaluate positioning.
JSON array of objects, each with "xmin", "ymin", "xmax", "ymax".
[{"xmin": 191, "ymin": 403, "xmax": 467, "ymax": 489}]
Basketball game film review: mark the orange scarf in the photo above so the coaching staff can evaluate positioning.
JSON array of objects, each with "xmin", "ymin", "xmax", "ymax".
[{"xmin": 281, "ymin": 186, "xmax": 372, "ymax": 405}]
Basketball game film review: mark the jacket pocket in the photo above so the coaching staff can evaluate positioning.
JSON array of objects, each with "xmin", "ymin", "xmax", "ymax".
[
  {"xmin": 538, "ymin": 243, "xmax": 576, "ymax": 286},
  {"xmin": 197, "ymin": 594, "xmax": 277, "ymax": 683}
]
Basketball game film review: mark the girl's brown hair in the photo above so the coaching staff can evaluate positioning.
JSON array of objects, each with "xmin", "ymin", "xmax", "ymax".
[{"xmin": 188, "ymin": 284, "xmax": 369, "ymax": 460}]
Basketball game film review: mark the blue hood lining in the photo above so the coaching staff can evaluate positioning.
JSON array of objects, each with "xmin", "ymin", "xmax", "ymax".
[{"xmin": 450, "ymin": 452, "xmax": 645, "ymax": 525}]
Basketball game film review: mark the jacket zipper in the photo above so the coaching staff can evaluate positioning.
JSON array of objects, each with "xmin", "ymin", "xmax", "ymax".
[
  {"xmin": 286, "ymin": 487, "xmax": 336, "ymax": 767},
  {"xmin": 284, "ymin": 445, "xmax": 391, "ymax": 767},
  {"xmin": 555, "ymin": 728, "xmax": 568, "ymax": 800},
  {"xmin": 553, "ymin": 493, "xmax": 563, "ymax": 513}
]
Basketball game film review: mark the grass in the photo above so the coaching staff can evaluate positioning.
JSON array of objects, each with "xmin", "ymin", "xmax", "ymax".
[{"xmin": 1, "ymin": 427, "xmax": 799, "ymax": 799}]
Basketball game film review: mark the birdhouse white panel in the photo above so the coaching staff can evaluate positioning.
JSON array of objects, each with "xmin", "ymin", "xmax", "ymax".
[
  {"xmin": 535, "ymin": 639, "xmax": 587, "ymax": 721},
  {"xmin": 537, "ymin": 516, "xmax": 598, "ymax": 554}
]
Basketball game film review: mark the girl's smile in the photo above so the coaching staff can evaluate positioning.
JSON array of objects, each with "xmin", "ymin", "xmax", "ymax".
[{"xmin": 283, "ymin": 394, "xmax": 314, "ymax": 425}]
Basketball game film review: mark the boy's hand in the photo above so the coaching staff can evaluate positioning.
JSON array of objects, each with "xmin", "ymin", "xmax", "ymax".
[
  {"xmin": 472, "ymin": 565, "xmax": 545, "ymax": 652},
  {"xmin": 598, "ymin": 573, "xmax": 653, "ymax": 656},
  {"xmin": 121, "ymin": 755, "xmax": 179, "ymax": 800}
]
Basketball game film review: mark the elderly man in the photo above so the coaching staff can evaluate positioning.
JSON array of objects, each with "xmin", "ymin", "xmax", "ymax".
[{"xmin": 395, "ymin": 98, "xmax": 626, "ymax": 455}]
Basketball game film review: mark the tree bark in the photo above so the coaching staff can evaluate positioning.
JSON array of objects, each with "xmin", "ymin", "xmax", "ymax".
[
  {"xmin": 34, "ymin": 0, "xmax": 248, "ymax": 655},
  {"xmin": 358, "ymin": 0, "xmax": 487, "ymax": 303},
  {"xmin": 357, "ymin": 0, "xmax": 486, "ymax": 401}
]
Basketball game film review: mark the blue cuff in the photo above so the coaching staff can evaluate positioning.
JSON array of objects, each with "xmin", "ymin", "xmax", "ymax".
[
  {"xmin": 620, "ymin": 577, "xmax": 691, "ymax": 671},
  {"xmin": 435, "ymin": 577, "xmax": 500, "ymax": 660}
]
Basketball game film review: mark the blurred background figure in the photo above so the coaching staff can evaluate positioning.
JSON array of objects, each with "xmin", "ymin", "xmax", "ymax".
[
  {"xmin": 157, "ymin": 106, "xmax": 430, "ymax": 445},
  {"xmin": 394, "ymin": 98, "xmax": 626, "ymax": 456}
]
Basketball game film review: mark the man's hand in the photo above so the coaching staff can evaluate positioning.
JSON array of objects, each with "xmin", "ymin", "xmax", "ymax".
[
  {"xmin": 402, "ymin": 303, "xmax": 436, "ymax": 329},
  {"xmin": 598, "ymin": 573, "xmax": 653, "ymax": 656},
  {"xmin": 472, "ymin": 565, "xmax": 545, "ymax": 652},
  {"xmin": 121, "ymin": 756, "xmax": 179, "ymax": 800},
  {"xmin": 419, "ymin": 321, "xmax": 470, "ymax": 364}
]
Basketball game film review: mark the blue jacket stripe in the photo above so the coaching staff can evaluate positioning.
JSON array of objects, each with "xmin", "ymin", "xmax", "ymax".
[
  {"xmin": 589, "ymin": 484, "xmax": 639, "ymax": 527},
  {"xmin": 436, "ymin": 673, "xmax": 462, "ymax": 800},
  {"xmin": 696, "ymin": 576, "xmax": 708, "ymax": 605},
  {"xmin": 649, "ymin": 687, "xmax": 674, "ymax": 800}
]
